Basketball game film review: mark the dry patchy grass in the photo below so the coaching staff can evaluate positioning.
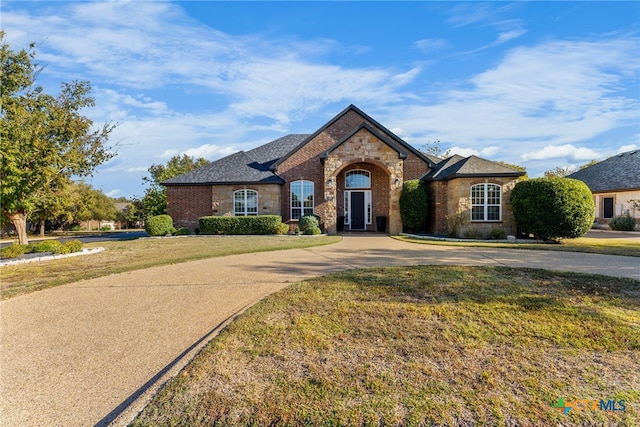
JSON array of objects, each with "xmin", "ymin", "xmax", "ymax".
[
  {"xmin": 0, "ymin": 235, "xmax": 341, "ymax": 299},
  {"xmin": 396, "ymin": 235, "xmax": 640, "ymax": 257},
  {"xmin": 133, "ymin": 266, "xmax": 640, "ymax": 427}
]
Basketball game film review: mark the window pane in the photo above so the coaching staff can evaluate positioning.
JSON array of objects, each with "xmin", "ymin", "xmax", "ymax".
[
  {"xmin": 346, "ymin": 170, "xmax": 371, "ymax": 189},
  {"xmin": 487, "ymin": 185, "xmax": 501, "ymax": 205},
  {"xmin": 471, "ymin": 185, "xmax": 484, "ymax": 205},
  {"xmin": 472, "ymin": 206, "xmax": 484, "ymax": 221},
  {"xmin": 291, "ymin": 180, "xmax": 313, "ymax": 219},
  {"xmin": 246, "ymin": 191, "xmax": 257, "ymax": 214},
  {"xmin": 487, "ymin": 206, "xmax": 500, "ymax": 221}
]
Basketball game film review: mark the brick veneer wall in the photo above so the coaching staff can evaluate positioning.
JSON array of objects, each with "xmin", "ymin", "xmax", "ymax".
[
  {"xmin": 426, "ymin": 181, "xmax": 449, "ymax": 234},
  {"xmin": 166, "ymin": 185, "xmax": 213, "ymax": 230},
  {"xmin": 167, "ymin": 184, "xmax": 281, "ymax": 230}
]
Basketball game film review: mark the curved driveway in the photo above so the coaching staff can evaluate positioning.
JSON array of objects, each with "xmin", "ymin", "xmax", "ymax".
[{"xmin": 1, "ymin": 235, "xmax": 638, "ymax": 426}]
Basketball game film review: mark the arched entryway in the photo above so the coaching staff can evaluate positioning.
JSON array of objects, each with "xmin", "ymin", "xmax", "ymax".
[{"xmin": 327, "ymin": 160, "xmax": 397, "ymax": 233}]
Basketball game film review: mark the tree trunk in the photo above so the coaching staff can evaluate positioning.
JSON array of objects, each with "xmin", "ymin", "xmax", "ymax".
[
  {"xmin": 39, "ymin": 221, "xmax": 45, "ymax": 237},
  {"xmin": 8, "ymin": 212, "xmax": 29, "ymax": 245}
]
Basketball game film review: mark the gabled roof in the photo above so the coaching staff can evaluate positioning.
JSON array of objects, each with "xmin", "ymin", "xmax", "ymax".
[
  {"xmin": 273, "ymin": 104, "xmax": 437, "ymax": 170},
  {"xmin": 319, "ymin": 122, "xmax": 408, "ymax": 161},
  {"xmin": 567, "ymin": 150, "xmax": 640, "ymax": 192},
  {"xmin": 162, "ymin": 134, "xmax": 309, "ymax": 185},
  {"xmin": 424, "ymin": 155, "xmax": 525, "ymax": 181}
]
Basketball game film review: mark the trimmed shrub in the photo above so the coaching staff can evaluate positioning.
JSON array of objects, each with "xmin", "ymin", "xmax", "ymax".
[
  {"xmin": 399, "ymin": 179, "xmax": 428, "ymax": 232},
  {"xmin": 145, "ymin": 214, "xmax": 174, "ymax": 236},
  {"xmin": 609, "ymin": 214, "xmax": 636, "ymax": 231},
  {"xmin": 303, "ymin": 226, "xmax": 322, "ymax": 235},
  {"xmin": 64, "ymin": 240, "xmax": 84, "ymax": 253},
  {"xmin": 199, "ymin": 215, "xmax": 282, "ymax": 235},
  {"xmin": 299, "ymin": 215, "xmax": 320, "ymax": 234},
  {"xmin": 174, "ymin": 227, "xmax": 191, "ymax": 236},
  {"xmin": 275, "ymin": 222, "xmax": 290, "ymax": 235},
  {"xmin": 510, "ymin": 178, "xmax": 594, "ymax": 241},
  {"xmin": 0, "ymin": 244, "xmax": 30, "ymax": 259},
  {"xmin": 31, "ymin": 240, "xmax": 69, "ymax": 254},
  {"xmin": 489, "ymin": 227, "xmax": 506, "ymax": 240}
]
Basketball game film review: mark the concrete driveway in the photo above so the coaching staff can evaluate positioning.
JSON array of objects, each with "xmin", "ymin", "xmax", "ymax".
[{"xmin": 1, "ymin": 235, "xmax": 638, "ymax": 426}]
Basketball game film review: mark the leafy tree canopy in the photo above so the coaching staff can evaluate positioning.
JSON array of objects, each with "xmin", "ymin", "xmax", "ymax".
[{"xmin": 0, "ymin": 33, "xmax": 116, "ymax": 243}]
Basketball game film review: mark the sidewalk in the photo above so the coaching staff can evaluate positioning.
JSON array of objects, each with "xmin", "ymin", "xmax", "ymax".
[{"xmin": 1, "ymin": 235, "xmax": 638, "ymax": 426}]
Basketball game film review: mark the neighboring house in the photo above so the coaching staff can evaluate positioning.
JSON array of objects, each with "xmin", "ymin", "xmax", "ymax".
[
  {"xmin": 568, "ymin": 150, "xmax": 640, "ymax": 224},
  {"xmin": 163, "ymin": 105, "xmax": 524, "ymax": 236}
]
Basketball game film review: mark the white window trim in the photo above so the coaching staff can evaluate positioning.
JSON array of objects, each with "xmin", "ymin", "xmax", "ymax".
[
  {"xmin": 344, "ymin": 190, "xmax": 372, "ymax": 226},
  {"xmin": 470, "ymin": 183, "xmax": 502, "ymax": 222},
  {"xmin": 290, "ymin": 180, "xmax": 314, "ymax": 220},
  {"xmin": 234, "ymin": 189, "xmax": 258, "ymax": 216}
]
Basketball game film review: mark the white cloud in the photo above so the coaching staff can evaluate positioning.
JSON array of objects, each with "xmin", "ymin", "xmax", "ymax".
[
  {"xmin": 449, "ymin": 146, "xmax": 501, "ymax": 158},
  {"xmin": 521, "ymin": 144, "xmax": 600, "ymax": 161},
  {"xmin": 414, "ymin": 38, "xmax": 449, "ymax": 53},
  {"xmin": 618, "ymin": 144, "xmax": 638, "ymax": 153}
]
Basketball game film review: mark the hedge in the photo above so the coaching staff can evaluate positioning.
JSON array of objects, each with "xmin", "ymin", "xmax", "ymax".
[
  {"xmin": 199, "ymin": 215, "xmax": 283, "ymax": 235},
  {"xmin": 510, "ymin": 178, "xmax": 594, "ymax": 241},
  {"xmin": 399, "ymin": 179, "xmax": 428, "ymax": 232}
]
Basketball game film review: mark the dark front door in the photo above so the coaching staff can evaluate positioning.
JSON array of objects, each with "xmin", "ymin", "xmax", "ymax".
[
  {"xmin": 603, "ymin": 197, "xmax": 614, "ymax": 219},
  {"xmin": 351, "ymin": 191, "xmax": 365, "ymax": 230}
]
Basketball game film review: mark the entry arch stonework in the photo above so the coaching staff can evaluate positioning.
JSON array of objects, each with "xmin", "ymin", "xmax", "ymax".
[{"xmin": 321, "ymin": 131, "xmax": 404, "ymax": 234}]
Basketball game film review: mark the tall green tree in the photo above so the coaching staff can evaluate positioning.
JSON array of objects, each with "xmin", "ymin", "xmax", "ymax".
[
  {"xmin": 141, "ymin": 154, "xmax": 209, "ymax": 217},
  {"xmin": 69, "ymin": 182, "xmax": 119, "ymax": 227},
  {"xmin": 0, "ymin": 34, "xmax": 116, "ymax": 243}
]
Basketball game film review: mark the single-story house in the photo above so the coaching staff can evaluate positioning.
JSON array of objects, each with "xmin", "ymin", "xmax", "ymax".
[
  {"xmin": 568, "ymin": 150, "xmax": 640, "ymax": 224},
  {"xmin": 163, "ymin": 105, "xmax": 524, "ymax": 236}
]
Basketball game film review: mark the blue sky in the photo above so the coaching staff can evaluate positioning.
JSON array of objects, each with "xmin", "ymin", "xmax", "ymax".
[{"xmin": 3, "ymin": 1, "xmax": 639, "ymax": 198}]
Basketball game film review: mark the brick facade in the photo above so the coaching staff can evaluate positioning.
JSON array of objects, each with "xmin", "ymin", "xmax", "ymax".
[
  {"xmin": 168, "ymin": 184, "xmax": 281, "ymax": 230},
  {"xmin": 165, "ymin": 105, "xmax": 522, "ymax": 237}
]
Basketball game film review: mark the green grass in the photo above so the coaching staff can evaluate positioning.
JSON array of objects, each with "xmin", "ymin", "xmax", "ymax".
[
  {"xmin": 0, "ymin": 235, "xmax": 341, "ymax": 300},
  {"xmin": 395, "ymin": 235, "xmax": 640, "ymax": 257},
  {"xmin": 132, "ymin": 266, "xmax": 640, "ymax": 426}
]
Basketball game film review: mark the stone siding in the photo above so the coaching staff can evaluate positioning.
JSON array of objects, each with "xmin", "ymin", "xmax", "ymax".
[{"xmin": 441, "ymin": 177, "xmax": 519, "ymax": 238}]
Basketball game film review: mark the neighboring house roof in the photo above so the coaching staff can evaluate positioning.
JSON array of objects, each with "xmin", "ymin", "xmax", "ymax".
[
  {"xmin": 162, "ymin": 134, "xmax": 309, "ymax": 185},
  {"xmin": 424, "ymin": 155, "xmax": 525, "ymax": 181},
  {"xmin": 567, "ymin": 150, "xmax": 640, "ymax": 192}
]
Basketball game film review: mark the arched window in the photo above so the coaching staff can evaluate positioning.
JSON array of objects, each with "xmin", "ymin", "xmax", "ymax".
[
  {"xmin": 234, "ymin": 189, "xmax": 258, "ymax": 216},
  {"xmin": 291, "ymin": 180, "xmax": 314, "ymax": 220},
  {"xmin": 471, "ymin": 184, "xmax": 501, "ymax": 221},
  {"xmin": 345, "ymin": 170, "xmax": 371, "ymax": 189}
]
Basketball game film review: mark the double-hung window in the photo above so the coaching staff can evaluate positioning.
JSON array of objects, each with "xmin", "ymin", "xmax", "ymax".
[
  {"xmin": 234, "ymin": 189, "xmax": 258, "ymax": 216},
  {"xmin": 291, "ymin": 180, "xmax": 314, "ymax": 220},
  {"xmin": 471, "ymin": 184, "xmax": 501, "ymax": 221}
]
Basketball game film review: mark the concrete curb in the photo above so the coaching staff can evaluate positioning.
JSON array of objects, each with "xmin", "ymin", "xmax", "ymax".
[{"xmin": 0, "ymin": 247, "xmax": 105, "ymax": 267}]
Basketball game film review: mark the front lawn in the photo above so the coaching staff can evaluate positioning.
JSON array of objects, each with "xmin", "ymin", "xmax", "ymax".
[
  {"xmin": 133, "ymin": 266, "xmax": 639, "ymax": 426},
  {"xmin": 396, "ymin": 235, "xmax": 640, "ymax": 257},
  {"xmin": 0, "ymin": 235, "xmax": 341, "ymax": 300}
]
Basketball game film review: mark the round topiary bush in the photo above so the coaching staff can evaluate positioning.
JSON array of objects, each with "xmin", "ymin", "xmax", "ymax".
[
  {"xmin": 510, "ymin": 178, "xmax": 594, "ymax": 241},
  {"xmin": 399, "ymin": 179, "xmax": 428, "ymax": 232},
  {"xmin": 145, "ymin": 214, "xmax": 175, "ymax": 236},
  {"xmin": 299, "ymin": 214, "xmax": 320, "ymax": 234}
]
